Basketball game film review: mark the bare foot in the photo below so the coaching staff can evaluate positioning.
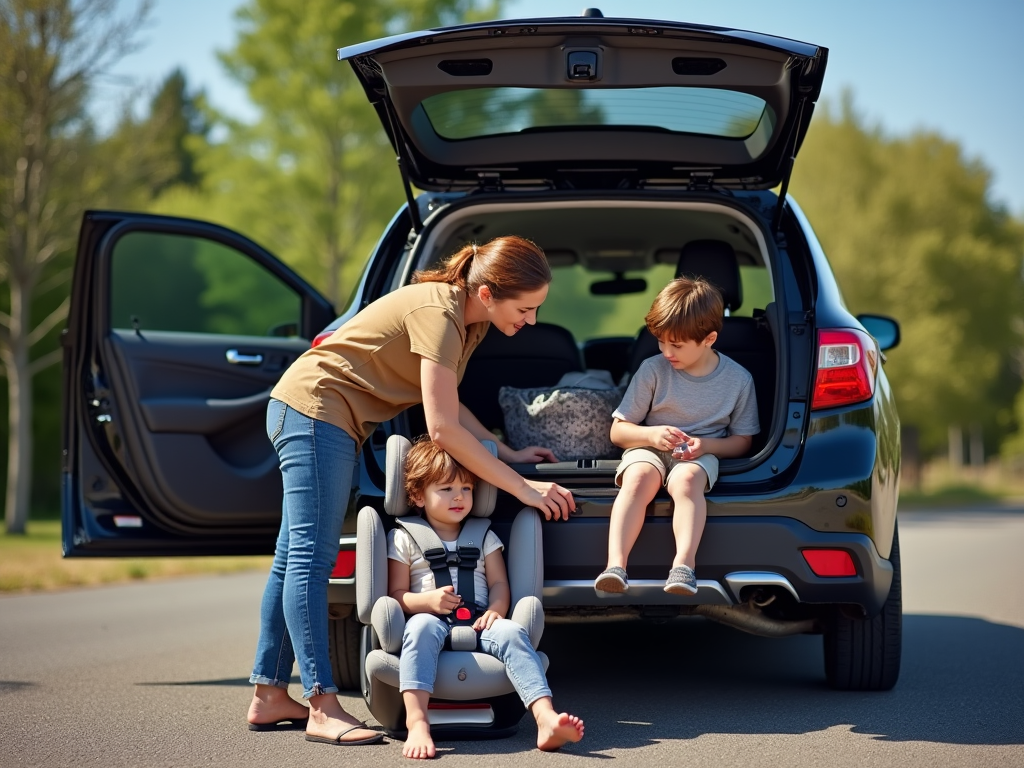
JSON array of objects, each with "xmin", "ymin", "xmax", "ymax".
[
  {"xmin": 305, "ymin": 693, "xmax": 380, "ymax": 744},
  {"xmin": 247, "ymin": 684, "xmax": 309, "ymax": 727},
  {"xmin": 536, "ymin": 711, "xmax": 585, "ymax": 751},
  {"xmin": 403, "ymin": 720, "xmax": 436, "ymax": 759}
]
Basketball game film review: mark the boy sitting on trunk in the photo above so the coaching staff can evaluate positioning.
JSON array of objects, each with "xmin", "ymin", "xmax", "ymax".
[{"xmin": 595, "ymin": 277, "xmax": 759, "ymax": 595}]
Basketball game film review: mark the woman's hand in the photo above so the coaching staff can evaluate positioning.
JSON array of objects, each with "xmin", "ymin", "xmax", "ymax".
[
  {"xmin": 504, "ymin": 445, "xmax": 558, "ymax": 464},
  {"xmin": 518, "ymin": 479, "xmax": 575, "ymax": 521},
  {"xmin": 648, "ymin": 425, "xmax": 687, "ymax": 452},
  {"xmin": 426, "ymin": 585, "xmax": 462, "ymax": 615},
  {"xmin": 472, "ymin": 609, "xmax": 503, "ymax": 631}
]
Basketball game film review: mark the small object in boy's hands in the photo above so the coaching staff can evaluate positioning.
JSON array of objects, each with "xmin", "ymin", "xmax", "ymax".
[{"xmin": 672, "ymin": 445, "xmax": 690, "ymax": 459}]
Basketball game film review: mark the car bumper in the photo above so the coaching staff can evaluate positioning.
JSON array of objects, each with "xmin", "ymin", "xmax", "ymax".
[{"xmin": 541, "ymin": 516, "xmax": 894, "ymax": 616}]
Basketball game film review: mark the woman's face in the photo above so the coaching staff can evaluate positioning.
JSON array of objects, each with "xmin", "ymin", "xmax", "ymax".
[{"xmin": 482, "ymin": 284, "xmax": 550, "ymax": 336}]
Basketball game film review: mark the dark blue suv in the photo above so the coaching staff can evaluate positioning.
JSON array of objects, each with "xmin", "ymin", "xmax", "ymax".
[{"xmin": 63, "ymin": 13, "xmax": 902, "ymax": 695}]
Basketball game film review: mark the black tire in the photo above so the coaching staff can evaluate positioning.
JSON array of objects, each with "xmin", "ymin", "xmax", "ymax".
[
  {"xmin": 328, "ymin": 612, "xmax": 361, "ymax": 692},
  {"xmin": 823, "ymin": 523, "xmax": 902, "ymax": 691}
]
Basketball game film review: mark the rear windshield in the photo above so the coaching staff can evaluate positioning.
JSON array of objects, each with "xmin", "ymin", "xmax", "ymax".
[
  {"xmin": 539, "ymin": 263, "xmax": 773, "ymax": 341},
  {"xmin": 420, "ymin": 87, "xmax": 770, "ymax": 141}
]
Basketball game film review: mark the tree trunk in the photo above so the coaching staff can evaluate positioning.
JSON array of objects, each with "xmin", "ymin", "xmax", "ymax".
[{"xmin": 4, "ymin": 281, "xmax": 32, "ymax": 534}]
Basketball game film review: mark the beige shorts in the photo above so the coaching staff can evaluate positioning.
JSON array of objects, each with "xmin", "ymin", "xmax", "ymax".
[{"xmin": 614, "ymin": 447, "xmax": 720, "ymax": 492}]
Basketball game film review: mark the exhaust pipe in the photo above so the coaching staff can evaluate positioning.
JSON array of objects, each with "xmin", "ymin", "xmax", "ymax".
[{"xmin": 689, "ymin": 600, "xmax": 819, "ymax": 637}]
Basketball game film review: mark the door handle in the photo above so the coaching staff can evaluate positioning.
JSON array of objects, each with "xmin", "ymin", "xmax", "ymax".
[{"xmin": 226, "ymin": 349, "xmax": 264, "ymax": 366}]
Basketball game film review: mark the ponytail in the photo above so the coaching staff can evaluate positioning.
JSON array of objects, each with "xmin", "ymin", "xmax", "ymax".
[{"xmin": 413, "ymin": 235, "xmax": 550, "ymax": 300}]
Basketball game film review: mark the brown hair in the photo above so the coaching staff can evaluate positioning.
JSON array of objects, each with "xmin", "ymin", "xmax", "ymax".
[
  {"xmin": 404, "ymin": 436, "xmax": 477, "ymax": 507},
  {"xmin": 645, "ymin": 277, "xmax": 724, "ymax": 343},
  {"xmin": 412, "ymin": 235, "xmax": 551, "ymax": 300}
]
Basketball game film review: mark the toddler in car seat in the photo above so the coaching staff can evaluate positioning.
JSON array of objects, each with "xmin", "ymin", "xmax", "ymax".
[
  {"xmin": 388, "ymin": 437, "xmax": 584, "ymax": 759},
  {"xmin": 594, "ymin": 277, "xmax": 759, "ymax": 596}
]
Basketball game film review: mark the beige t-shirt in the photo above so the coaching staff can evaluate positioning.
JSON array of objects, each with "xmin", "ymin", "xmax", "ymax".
[
  {"xmin": 271, "ymin": 282, "xmax": 490, "ymax": 444},
  {"xmin": 387, "ymin": 527, "xmax": 504, "ymax": 607}
]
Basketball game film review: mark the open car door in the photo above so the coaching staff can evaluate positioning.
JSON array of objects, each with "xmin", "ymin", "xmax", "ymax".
[{"xmin": 62, "ymin": 212, "xmax": 336, "ymax": 556}]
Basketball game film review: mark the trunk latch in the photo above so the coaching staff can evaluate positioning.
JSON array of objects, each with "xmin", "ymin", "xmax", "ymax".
[{"xmin": 567, "ymin": 50, "xmax": 599, "ymax": 81}]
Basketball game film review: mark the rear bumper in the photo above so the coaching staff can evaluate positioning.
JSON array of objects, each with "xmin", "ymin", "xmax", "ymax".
[{"xmin": 541, "ymin": 516, "xmax": 894, "ymax": 616}]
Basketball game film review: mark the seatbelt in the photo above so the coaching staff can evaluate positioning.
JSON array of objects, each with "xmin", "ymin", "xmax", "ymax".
[{"xmin": 395, "ymin": 516, "xmax": 491, "ymax": 624}]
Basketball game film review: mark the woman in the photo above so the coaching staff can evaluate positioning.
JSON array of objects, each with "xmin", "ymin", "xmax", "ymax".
[{"xmin": 246, "ymin": 235, "xmax": 575, "ymax": 745}]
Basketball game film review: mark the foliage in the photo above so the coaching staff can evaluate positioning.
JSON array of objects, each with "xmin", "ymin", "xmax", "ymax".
[
  {"xmin": 790, "ymin": 96, "xmax": 1024, "ymax": 455},
  {"xmin": 152, "ymin": 0, "xmax": 500, "ymax": 307}
]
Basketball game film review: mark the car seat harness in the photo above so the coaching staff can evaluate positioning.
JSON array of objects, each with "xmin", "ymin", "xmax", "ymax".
[{"xmin": 395, "ymin": 516, "xmax": 491, "ymax": 651}]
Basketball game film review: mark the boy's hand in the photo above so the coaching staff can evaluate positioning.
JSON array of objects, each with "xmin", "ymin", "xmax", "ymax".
[
  {"xmin": 673, "ymin": 435, "xmax": 704, "ymax": 460},
  {"xmin": 428, "ymin": 585, "xmax": 462, "ymax": 615},
  {"xmin": 648, "ymin": 425, "xmax": 687, "ymax": 452},
  {"xmin": 472, "ymin": 609, "xmax": 503, "ymax": 631}
]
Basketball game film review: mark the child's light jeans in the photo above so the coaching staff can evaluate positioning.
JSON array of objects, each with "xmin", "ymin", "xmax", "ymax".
[{"xmin": 399, "ymin": 613, "xmax": 552, "ymax": 707}]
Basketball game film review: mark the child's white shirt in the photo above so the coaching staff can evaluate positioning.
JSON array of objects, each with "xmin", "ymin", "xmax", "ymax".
[{"xmin": 387, "ymin": 527, "xmax": 504, "ymax": 605}]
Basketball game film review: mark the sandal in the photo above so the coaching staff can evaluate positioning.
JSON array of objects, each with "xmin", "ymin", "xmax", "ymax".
[{"xmin": 305, "ymin": 723, "xmax": 384, "ymax": 746}]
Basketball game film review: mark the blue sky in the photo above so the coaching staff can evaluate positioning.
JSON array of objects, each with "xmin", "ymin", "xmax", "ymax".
[{"xmin": 103, "ymin": 0, "xmax": 1024, "ymax": 215}]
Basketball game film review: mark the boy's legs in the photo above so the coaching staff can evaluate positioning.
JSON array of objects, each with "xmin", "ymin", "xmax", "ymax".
[
  {"xmin": 606, "ymin": 461, "xmax": 663, "ymax": 569},
  {"xmin": 400, "ymin": 613, "xmax": 450, "ymax": 759},
  {"xmin": 480, "ymin": 619, "xmax": 583, "ymax": 750},
  {"xmin": 666, "ymin": 462, "xmax": 709, "ymax": 569}
]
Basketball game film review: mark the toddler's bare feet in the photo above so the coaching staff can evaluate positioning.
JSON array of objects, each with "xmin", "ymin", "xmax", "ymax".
[
  {"xmin": 247, "ymin": 684, "xmax": 309, "ymax": 727},
  {"xmin": 403, "ymin": 720, "xmax": 436, "ymax": 759},
  {"xmin": 536, "ymin": 711, "xmax": 585, "ymax": 751}
]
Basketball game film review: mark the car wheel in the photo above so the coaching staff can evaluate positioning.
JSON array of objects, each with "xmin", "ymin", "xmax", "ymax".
[
  {"xmin": 822, "ymin": 523, "xmax": 902, "ymax": 691},
  {"xmin": 329, "ymin": 612, "xmax": 361, "ymax": 691}
]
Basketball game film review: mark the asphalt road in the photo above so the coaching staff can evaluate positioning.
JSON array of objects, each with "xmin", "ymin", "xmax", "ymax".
[{"xmin": 2, "ymin": 507, "xmax": 1023, "ymax": 768}]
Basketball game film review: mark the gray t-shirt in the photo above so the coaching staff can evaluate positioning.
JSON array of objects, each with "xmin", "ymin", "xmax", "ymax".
[{"xmin": 613, "ymin": 352, "xmax": 759, "ymax": 439}]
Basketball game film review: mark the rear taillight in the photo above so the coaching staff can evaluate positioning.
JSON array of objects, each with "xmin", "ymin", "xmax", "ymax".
[
  {"xmin": 802, "ymin": 549, "xmax": 857, "ymax": 577},
  {"xmin": 311, "ymin": 330, "xmax": 333, "ymax": 348},
  {"xmin": 811, "ymin": 328, "xmax": 878, "ymax": 410},
  {"xmin": 330, "ymin": 551, "xmax": 355, "ymax": 579}
]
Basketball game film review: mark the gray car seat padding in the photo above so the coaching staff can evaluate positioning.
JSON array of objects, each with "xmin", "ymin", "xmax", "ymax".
[
  {"xmin": 384, "ymin": 434, "xmax": 498, "ymax": 518},
  {"xmin": 357, "ymin": 506, "xmax": 388, "ymax": 626},
  {"xmin": 508, "ymin": 507, "xmax": 544, "ymax": 607},
  {"xmin": 365, "ymin": 647, "xmax": 549, "ymax": 700}
]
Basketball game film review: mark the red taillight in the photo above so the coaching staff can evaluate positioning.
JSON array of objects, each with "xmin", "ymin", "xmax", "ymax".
[
  {"xmin": 802, "ymin": 549, "xmax": 857, "ymax": 577},
  {"xmin": 311, "ymin": 330, "xmax": 334, "ymax": 348},
  {"xmin": 330, "ymin": 551, "xmax": 355, "ymax": 579},
  {"xmin": 811, "ymin": 328, "xmax": 877, "ymax": 410}
]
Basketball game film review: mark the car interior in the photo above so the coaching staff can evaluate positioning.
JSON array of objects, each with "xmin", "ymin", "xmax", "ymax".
[{"xmin": 394, "ymin": 202, "xmax": 781, "ymax": 470}]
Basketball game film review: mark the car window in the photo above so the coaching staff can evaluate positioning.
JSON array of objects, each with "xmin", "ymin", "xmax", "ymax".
[
  {"xmin": 539, "ymin": 263, "xmax": 773, "ymax": 341},
  {"xmin": 421, "ymin": 87, "xmax": 772, "ymax": 141},
  {"xmin": 109, "ymin": 232, "xmax": 302, "ymax": 337}
]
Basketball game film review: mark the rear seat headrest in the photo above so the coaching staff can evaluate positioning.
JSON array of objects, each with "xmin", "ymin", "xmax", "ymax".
[
  {"xmin": 676, "ymin": 239, "xmax": 742, "ymax": 312},
  {"xmin": 384, "ymin": 434, "xmax": 498, "ymax": 518}
]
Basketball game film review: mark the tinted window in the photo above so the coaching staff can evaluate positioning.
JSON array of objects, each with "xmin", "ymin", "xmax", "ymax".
[
  {"xmin": 421, "ymin": 87, "xmax": 770, "ymax": 140},
  {"xmin": 110, "ymin": 232, "xmax": 301, "ymax": 336},
  {"xmin": 539, "ymin": 264, "xmax": 773, "ymax": 341}
]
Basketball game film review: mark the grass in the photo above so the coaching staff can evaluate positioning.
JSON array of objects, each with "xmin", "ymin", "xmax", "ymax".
[
  {"xmin": 0, "ymin": 520, "xmax": 272, "ymax": 593},
  {"xmin": 899, "ymin": 484, "xmax": 1005, "ymax": 508}
]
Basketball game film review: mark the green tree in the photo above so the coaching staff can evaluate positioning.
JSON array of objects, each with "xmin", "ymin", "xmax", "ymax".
[
  {"xmin": 153, "ymin": 0, "xmax": 499, "ymax": 307},
  {"xmin": 92, "ymin": 68, "xmax": 210, "ymax": 207},
  {"xmin": 790, "ymin": 96, "xmax": 1024, "ymax": 455},
  {"xmin": 0, "ymin": 0, "xmax": 151, "ymax": 533}
]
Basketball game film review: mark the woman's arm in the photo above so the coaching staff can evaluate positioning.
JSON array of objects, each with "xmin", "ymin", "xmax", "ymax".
[
  {"xmin": 458, "ymin": 402, "xmax": 558, "ymax": 464},
  {"xmin": 421, "ymin": 358, "xmax": 574, "ymax": 520}
]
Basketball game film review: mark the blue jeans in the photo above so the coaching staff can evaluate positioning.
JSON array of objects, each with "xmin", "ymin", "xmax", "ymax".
[
  {"xmin": 250, "ymin": 399, "xmax": 359, "ymax": 698},
  {"xmin": 399, "ymin": 614, "xmax": 552, "ymax": 708}
]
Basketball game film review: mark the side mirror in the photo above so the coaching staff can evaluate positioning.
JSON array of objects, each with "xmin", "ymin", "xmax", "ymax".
[{"xmin": 857, "ymin": 314, "xmax": 900, "ymax": 351}]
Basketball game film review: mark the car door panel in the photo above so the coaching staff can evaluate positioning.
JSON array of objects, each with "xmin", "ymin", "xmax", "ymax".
[{"xmin": 64, "ymin": 212, "xmax": 335, "ymax": 556}]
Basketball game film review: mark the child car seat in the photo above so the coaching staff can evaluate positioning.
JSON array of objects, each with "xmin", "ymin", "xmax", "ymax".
[{"xmin": 355, "ymin": 435, "xmax": 547, "ymax": 739}]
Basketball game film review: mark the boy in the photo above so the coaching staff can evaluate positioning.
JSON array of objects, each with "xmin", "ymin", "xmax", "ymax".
[
  {"xmin": 388, "ymin": 438, "xmax": 585, "ymax": 759},
  {"xmin": 594, "ymin": 277, "xmax": 759, "ymax": 595}
]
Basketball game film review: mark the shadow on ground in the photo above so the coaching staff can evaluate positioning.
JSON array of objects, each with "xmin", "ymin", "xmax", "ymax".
[{"xmin": 450, "ymin": 613, "xmax": 1024, "ymax": 755}]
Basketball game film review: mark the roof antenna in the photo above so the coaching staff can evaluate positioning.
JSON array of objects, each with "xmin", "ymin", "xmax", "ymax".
[{"xmin": 581, "ymin": 8, "xmax": 604, "ymax": 17}]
